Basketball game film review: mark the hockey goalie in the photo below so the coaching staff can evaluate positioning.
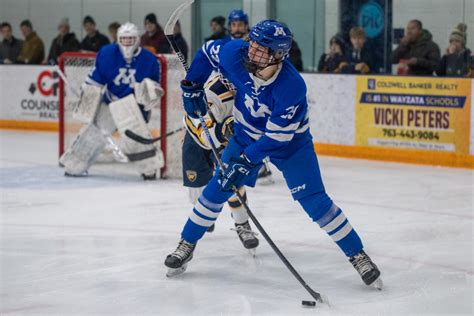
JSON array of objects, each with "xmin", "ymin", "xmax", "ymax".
[{"xmin": 59, "ymin": 22, "xmax": 164, "ymax": 180}]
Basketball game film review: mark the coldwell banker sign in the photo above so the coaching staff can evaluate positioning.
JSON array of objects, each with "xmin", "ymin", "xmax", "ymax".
[
  {"xmin": 355, "ymin": 76, "xmax": 472, "ymax": 154},
  {"xmin": 0, "ymin": 65, "xmax": 59, "ymax": 123}
]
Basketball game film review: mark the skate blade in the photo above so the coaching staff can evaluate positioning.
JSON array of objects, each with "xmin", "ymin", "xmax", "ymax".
[
  {"xmin": 248, "ymin": 248, "xmax": 257, "ymax": 257},
  {"xmin": 166, "ymin": 263, "xmax": 188, "ymax": 277},
  {"xmin": 371, "ymin": 277, "xmax": 383, "ymax": 290}
]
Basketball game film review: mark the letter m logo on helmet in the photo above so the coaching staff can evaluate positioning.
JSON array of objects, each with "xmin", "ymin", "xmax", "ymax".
[{"xmin": 274, "ymin": 26, "xmax": 287, "ymax": 36}]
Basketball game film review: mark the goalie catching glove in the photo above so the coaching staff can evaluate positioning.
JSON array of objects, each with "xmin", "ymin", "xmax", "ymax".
[{"xmin": 134, "ymin": 78, "xmax": 164, "ymax": 111}]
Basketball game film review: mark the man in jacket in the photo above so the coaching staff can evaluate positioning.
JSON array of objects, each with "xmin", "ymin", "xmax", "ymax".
[
  {"xmin": 344, "ymin": 27, "xmax": 374, "ymax": 74},
  {"xmin": 80, "ymin": 16, "xmax": 110, "ymax": 52},
  {"xmin": 391, "ymin": 20, "xmax": 440, "ymax": 76},
  {"xmin": 0, "ymin": 22, "xmax": 23, "ymax": 64},
  {"xmin": 47, "ymin": 18, "xmax": 80, "ymax": 64},
  {"xmin": 16, "ymin": 20, "xmax": 44, "ymax": 64}
]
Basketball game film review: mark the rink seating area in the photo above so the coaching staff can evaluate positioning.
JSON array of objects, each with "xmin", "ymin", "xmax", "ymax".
[{"xmin": 0, "ymin": 63, "xmax": 473, "ymax": 170}]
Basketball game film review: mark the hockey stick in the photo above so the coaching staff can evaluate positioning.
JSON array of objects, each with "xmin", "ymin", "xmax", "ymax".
[
  {"xmin": 125, "ymin": 126, "xmax": 185, "ymax": 145},
  {"xmin": 165, "ymin": 1, "xmax": 324, "ymax": 305}
]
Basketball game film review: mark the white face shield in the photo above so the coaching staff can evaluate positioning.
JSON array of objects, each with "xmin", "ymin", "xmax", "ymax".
[{"xmin": 117, "ymin": 22, "xmax": 140, "ymax": 60}]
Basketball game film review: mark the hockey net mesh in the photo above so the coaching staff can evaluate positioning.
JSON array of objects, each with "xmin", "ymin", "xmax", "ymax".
[{"xmin": 59, "ymin": 52, "xmax": 186, "ymax": 178}]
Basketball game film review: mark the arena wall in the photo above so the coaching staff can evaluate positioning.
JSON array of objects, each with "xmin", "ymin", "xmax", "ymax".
[{"xmin": 1, "ymin": 64, "xmax": 472, "ymax": 169}]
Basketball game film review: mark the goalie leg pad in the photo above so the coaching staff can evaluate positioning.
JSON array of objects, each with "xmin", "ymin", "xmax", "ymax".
[
  {"xmin": 59, "ymin": 123, "xmax": 107, "ymax": 175},
  {"xmin": 108, "ymin": 94, "xmax": 164, "ymax": 176},
  {"xmin": 74, "ymin": 84, "xmax": 102, "ymax": 124}
]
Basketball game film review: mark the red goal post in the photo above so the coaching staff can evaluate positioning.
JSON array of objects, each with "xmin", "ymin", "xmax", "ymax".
[{"xmin": 58, "ymin": 52, "xmax": 185, "ymax": 178}]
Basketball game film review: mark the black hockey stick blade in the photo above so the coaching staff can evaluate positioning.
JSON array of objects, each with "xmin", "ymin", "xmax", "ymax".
[{"xmin": 125, "ymin": 127, "xmax": 185, "ymax": 144}]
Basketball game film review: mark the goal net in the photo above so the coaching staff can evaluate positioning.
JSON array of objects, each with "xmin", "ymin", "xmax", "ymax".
[{"xmin": 58, "ymin": 52, "xmax": 186, "ymax": 178}]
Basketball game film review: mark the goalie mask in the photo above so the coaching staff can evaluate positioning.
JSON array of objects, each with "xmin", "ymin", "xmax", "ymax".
[{"xmin": 117, "ymin": 22, "xmax": 140, "ymax": 61}]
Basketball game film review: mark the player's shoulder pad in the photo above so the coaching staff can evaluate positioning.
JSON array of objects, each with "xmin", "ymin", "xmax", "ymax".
[
  {"xmin": 95, "ymin": 44, "xmax": 120, "ymax": 63},
  {"xmin": 273, "ymin": 60, "xmax": 307, "ymax": 105},
  {"xmin": 218, "ymin": 39, "xmax": 245, "ymax": 69}
]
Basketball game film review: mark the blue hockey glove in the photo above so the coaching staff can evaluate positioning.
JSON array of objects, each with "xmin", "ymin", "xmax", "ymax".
[
  {"xmin": 219, "ymin": 155, "xmax": 261, "ymax": 192},
  {"xmin": 181, "ymin": 80, "xmax": 207, "ymax": 119}
]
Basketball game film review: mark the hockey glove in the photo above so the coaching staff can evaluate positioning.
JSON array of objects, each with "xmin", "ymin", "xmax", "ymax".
[
  {"xmin": 219, "ymin": 155, "xmax": 261, "ymax": 192},
  {"xmin": 181, "ymin": 80, "xmax": 207, "ymax": 119},
  {"xmin": 215, "ymin": 116, "xmax": 234, "ymax": 144}
]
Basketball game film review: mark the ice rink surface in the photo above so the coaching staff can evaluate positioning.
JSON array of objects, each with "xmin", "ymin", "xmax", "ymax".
[{"xmin": 1, "ymin": 130, "xmax": 472, "ymax": 315}]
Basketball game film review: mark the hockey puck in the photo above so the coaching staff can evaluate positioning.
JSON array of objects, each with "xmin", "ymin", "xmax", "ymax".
[{"xmin": 301, "ymin": 300, "xmax": 316, "ymax": 307}]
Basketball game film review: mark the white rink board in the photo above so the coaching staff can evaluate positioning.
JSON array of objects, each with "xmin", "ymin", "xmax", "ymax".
[
  {"xmin": 0, "ymin": 65, "xmax": 59, "ymax": 122},
  {"xmin": 303, "ymin": 74, "xmax": 356, "ymax": 145}
]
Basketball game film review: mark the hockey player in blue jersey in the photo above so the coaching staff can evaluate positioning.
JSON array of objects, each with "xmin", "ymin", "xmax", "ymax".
[
  {"xmin": 165, "ymin": 20, "xmax": 382, "ymax": 288},
  {"xmin": 181, "ymin": 9, "xmax": 259, "ymax": 250},
  {"xmin": 60, "ymin": 22, "xmax": 164, "ymax": 180}
]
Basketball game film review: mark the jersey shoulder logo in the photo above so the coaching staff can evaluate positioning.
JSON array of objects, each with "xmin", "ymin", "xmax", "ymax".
[
  {"xmin": 280, "ymin": 105, "xmax": 299, "ymax": 120},
  {"xmin": 274, "ymin": 26, "xmax": 287, "ymax": 36},
  {"xmin": 113, "ymin": 68, "xmax": 137, "ymax": 88}
]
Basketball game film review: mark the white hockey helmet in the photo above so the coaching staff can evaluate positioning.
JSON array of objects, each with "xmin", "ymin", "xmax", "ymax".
[{"xmin": 117, "ymin": 22, "xmax": 140, "ymax": 60}]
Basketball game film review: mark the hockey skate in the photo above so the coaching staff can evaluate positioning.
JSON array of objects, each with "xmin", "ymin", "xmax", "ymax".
[
  {"xmin": 232, "ymin": 221, "xmax": 259, "ymax": 255},
  {"xmin": 165, "ymin": 239, "xmax": 196, "ymax": 277},
  {"xmin": 206, "ymin": 223, "xmax": 215, "ymax": 233},
  {"xmin": 350, "ymin": 250, "xmax": 383, "ymax": 290},
  {"xmin": 256, "ymin": 164, "xmax": 274, "ymax": 185}
]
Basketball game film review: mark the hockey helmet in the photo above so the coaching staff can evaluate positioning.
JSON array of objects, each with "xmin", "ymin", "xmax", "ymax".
[
  {"xmin": 228, "ymin": 9, "xmax": 248, "ymax": 25},
  {"xmin": 117, "ymin": 22, "xmax": 140, "ymax": 60},
  {"xmin": 248, "ymin": 20, "xmax": 292, "ymax": 61}
]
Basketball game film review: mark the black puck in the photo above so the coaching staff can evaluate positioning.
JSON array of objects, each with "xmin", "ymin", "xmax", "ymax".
[{"xmin": 301, "ymin": 300, "xmax": 316, "ymax": 307}]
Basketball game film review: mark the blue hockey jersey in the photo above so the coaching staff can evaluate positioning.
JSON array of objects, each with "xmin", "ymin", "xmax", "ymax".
[
  {"xmin": 185, "ymin": 39, "xmax": 312, "ymax": 164},
  {"xmin": 86, "ymin": 44, "xmax": 161, "ymax": 104}
]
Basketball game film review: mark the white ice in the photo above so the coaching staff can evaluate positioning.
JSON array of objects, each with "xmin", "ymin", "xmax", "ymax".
[{"xmin": 1, "ymin": 130, "xmax": 472, "ymax": 315}]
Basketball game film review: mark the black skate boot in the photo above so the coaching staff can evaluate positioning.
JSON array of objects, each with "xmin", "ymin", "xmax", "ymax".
[
  {"xmin": 349, "ymin": 250, "xmax": 383, "ymax": 289},
  {"xmin": 206, "ymin": 223, "xmax": 215, "ymax": 233},
  {"xmin": 141, "ymin": 173, "xmax": 157, "ymax": 181},
  {"xmin": 165, "ymin": 239, "xmax": 196, "ymax": 277},
  {"xmin": 234, "ymin": 221, "xmax": 259, "ymax": 252},
  {"xmin": 256, "ymin": 164, "xmax": 274, "ymax": 185}
]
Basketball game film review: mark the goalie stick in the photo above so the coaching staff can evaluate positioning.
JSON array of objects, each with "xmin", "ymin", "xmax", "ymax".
[
  {"xmin": 164, "ymin": 0, "xmax": 325, "ymax": 305},
  {"xmin": 125, "ymin": 127, "xmax": 185, "ymax": 145}
]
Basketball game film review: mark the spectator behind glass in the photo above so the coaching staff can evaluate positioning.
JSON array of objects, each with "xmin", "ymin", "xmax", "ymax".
[
  {"xmin": 141, "ymin": 13, "xmax": 171, "ymax": 54},
  {"xmin": 317, "ymin": 35, "xmax": 348, "ymax": 73},
  {"xmin": 16, "ymin": 20, "xmax": 45, "ymax": 64},
  {"xmin": 46, "ymin": 18, "xmax": 80, "ymax": 64},
  {"xmin": 108, "ymin": 22, "xmax": 121, "ymax": 43},
  {"xmin": 172, "ymin": 20, "xmax": 188, "ymax": 61},
  {"xmin": 391, "ymin": 20, "xmax": 440, "ymax": 76},
  {"xmin": 0, "ymin": 22, "xmax": 23, "ymax": 64},
  {"xmin": 343, "ymin": 26, "xmax": 374, "ymax": 74},
  {"xmin": 436, "ymin": 23, "xmax": 473, "ymax": 77},
  {"xmin": 204, "ymin": 16, "xmax": 229, "ymax": 42},
  {"xmin": 80, "ymin": 15, "xmax": 110, "ymax": 52}
]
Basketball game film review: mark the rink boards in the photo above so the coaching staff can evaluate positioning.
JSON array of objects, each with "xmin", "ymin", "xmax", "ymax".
[{"xmin": 0, "ymin": 64, "xmax": 472, "ymax": 168}]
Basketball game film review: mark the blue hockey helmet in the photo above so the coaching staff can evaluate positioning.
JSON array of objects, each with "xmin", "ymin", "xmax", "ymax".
[
  {"xmin": 228, "ymin": 9, "xmax": 248, "ymax": 25},
  {"xmin": 248, "ymin": 20, "xmax": 293, "ymax": 60}
]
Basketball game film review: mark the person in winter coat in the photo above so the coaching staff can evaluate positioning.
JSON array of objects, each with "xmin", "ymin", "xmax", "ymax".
[
  {"xmin": 16, "ymin": 20, "xmax": 44, "ymax": 64},
  {"xmin": 318, "ymin": 34, "xmax": 348, "ymax": 73},
  {"xmin": 46, "ymin": 18, "xmax": 80, "ymax": 64},
  {"xmin": 0, "ymin": 22, "xmax": 23, "ymax": 64},
  {"xmin": 436, "ymin": 23, "xmax": 473, "ymax": 77},
  {"xmin": 391, "ymin": 20, "xmax": 440, "ymax": 76},
  {"xmin": 141, "ymin": 13, "xmax": 171, "ymax": 54},
  {"xmin": 80, "ymin": 16, "xmax": 109, "ymax": 52}
]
